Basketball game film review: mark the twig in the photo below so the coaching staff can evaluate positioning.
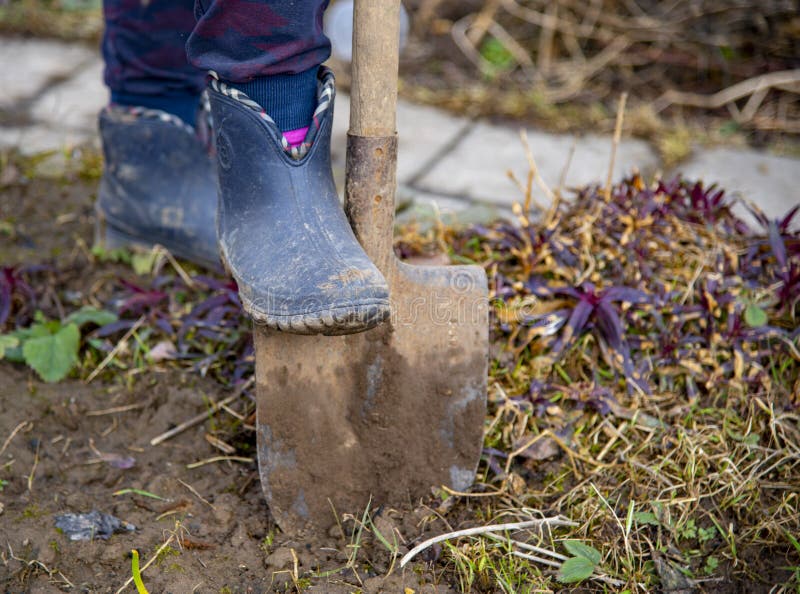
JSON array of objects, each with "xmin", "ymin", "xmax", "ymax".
[
  {"xmin": 114, "ymin": 534, "xmax": 176, "ymax": 594},
  {"xmin": 155, "ymin": 245, "xmax": 195, "ymax": 288},
  {"xmin": 508, "ymin": 538, "xmax": 568, "ymax": 561},
  {"xmin": 185, "ymin": 455, "xmax": 253, "ymax": 469},
  {"xmin": 451, "ymin": 15, "xmax": 491, "ymax": 74},
  {"xmin": 557, "ymin": 138, "xmax": 577, "ymax": 197},
  {"xmin": 537, "ymin": 2, "xmax": 558, "ymax": 74},
  {"xmin": 219, "ymin": 404, "xmax": 256, "ymax": 431},
  {"xmin": 441, "ymin": 484, "xmax": 506, "ymax": 498},
  {"xmin": 6, "ymin": 544, "xmax": 75, "ymax": 588},
  {"xmin": 400, "ymin": 516, "xmax": 578, "ymax": 567},
  {"xmin": 416, "ymin": 0, "xmax": 446, "ymax": 31},
  {"xmin": 654, "ymin": 69, "xmax": 800, "ymax": 113},
  {"xmin": 86, "ymin": 315, "xmax": 145, "ymax": 383},
  {"xmin": 467, "ymin": 0, "xmax": 501, "ymax": 46},
  {"xmin": 0, "ymin": 420, "xmax": 32, "ymax": 456},
  {"xmin": 204, "ymin": 433, "xmax": 236, "ymax": 454},
  {"xmin": 177, "ymin": 479, "xmax": 215, "ymax": 510},
  {"xmin": 488, "ymin": 21, "xmax": 533, "ymax": 68},
  {"xmin": 485, "ymin": 532, "xmax": 568, "ymax": 562},
  {"xmin": 510, "ymin": 550, "xmax": 562, "ymax": 568},
  {"xmin": 27, "ymin": 439, "xmax": 39, "ymax": 492},
  {"xmin": 604, "ymin": 92, "xmax": 628, "ymax": 202},
  {"xmin": 85, "ymin": 403, "xmax": 147, "ymax": 417},
  {"xmin": 149, "ymin": 377, "xmax": 253, "ymax": 446},
  {"xmin": 519, "ymin": 130, "xmax": 556, "ymax": 204}
]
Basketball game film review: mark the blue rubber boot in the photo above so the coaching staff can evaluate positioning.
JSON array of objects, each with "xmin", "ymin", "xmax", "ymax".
[
  {"xmin": 207, "ymin": 68, "xmax": 390, "ymax": 335},
  {"xmin": 95, "ymin": 105, "xmax": 220, "ymax": 269}
]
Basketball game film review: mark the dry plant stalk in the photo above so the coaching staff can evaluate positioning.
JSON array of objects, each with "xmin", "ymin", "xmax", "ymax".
[{"xmin": 604, "ymin": 92, "xmax": 628, "ymax": 202}]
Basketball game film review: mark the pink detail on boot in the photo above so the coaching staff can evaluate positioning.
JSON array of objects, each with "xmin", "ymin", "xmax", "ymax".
[{"xmin": 283, "ymin": 126, "xmax": 309, "ymax": 148}]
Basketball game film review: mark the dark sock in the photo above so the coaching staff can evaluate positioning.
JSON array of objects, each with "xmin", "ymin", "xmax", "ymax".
[
  {"xmin": 228, "ymin": 65, "xmax": 319, "ymax": 132},
  {"xmin": 110, "ymin": 92, "xmax": 200, "ymax": 126}
]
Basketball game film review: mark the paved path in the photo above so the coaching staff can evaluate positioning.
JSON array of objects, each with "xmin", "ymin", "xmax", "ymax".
[{"xmin": 2, "ymin": 37, "xmax": 798, "ymax": 228}]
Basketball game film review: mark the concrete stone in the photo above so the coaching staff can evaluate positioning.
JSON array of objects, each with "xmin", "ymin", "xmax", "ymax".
[
  {"xmin": 678, "ymin": 147, "xmax": 800, "ymax": 229},
  {"xmin": 395, "ymin": 188, "xmax": 505, "ymax": 228},
  {"xmin": 415, "ymin": 121, "xmax": 660, "ymax": 205},
  {"xmin": 29, "ymin": 58, "xmax": 106, "ymax": 133},
  {"xmin": 331, "ymin": 92, "xmax": 472, "ymax": 184},
  {"xmin": 331, "ymin": 91, "xmax": 350, "ymax": 172},
  {"xmin": 395, "ymin": 100, "xmax": 471, "ymax": 184},
  {"xmin": 0, "ymin": 38, "xmax": 95, "ymax": 108},
  {"xmin": 0, "ymin": 124, "xmax": 94, "ymax": 154}
]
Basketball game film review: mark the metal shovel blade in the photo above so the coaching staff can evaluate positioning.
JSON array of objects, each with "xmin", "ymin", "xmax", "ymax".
[
  {"xmin": 253, "ymin": 0, "xmax": 489, "ymax": 533},
  {"xmin": 254, "ymin": 136, "xmax": 488, "ymax": 532}
]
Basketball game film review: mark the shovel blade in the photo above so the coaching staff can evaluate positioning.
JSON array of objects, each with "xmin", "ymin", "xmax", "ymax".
[{"xmin": 254, "ymin": 260, "xmax": 488, "ymax": 532}]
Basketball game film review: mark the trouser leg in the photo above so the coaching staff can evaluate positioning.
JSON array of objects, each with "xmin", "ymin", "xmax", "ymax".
[
  {"xmin": 102, "ymin": 0, "xmax": 206, "ymax": 124},
  {"xmin": 187, "ymin": 0, "xmax": 331, "ymax": 132}
]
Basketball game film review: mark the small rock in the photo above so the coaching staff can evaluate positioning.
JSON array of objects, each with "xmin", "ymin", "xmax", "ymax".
[
  {"xmin": 229, "ymin": 522, "xmax": 248, "ymax": 548},
  {"xmin": 264, "ymin": 546, "xmax": 295, "ymax": 569},
  {"xmin": 54, "ymin": 510, "xmax": 135, "ymax": 541}
]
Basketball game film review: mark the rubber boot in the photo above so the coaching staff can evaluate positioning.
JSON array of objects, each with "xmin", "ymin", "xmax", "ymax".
[
  {"xmin": 207, "ymin": 68, "xmax": 390, "ymax": 335},
  {"xmin": 95, "ymin": 106, "xmax": 220, "ymax": 269}
]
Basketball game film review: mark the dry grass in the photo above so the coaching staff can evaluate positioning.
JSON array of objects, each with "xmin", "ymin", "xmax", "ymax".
[{"xmin": 391, "ymin": 155, "xmax": 800, "ymax": 590}]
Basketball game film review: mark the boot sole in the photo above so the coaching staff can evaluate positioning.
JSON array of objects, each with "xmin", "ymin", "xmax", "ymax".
[
  {"xmin": 241, "ymin": 293, "xmax": 391, "ymax": 336},
  {"xmin": 217, "ymin": 247, "xmax": 390, "ymax": 336}
]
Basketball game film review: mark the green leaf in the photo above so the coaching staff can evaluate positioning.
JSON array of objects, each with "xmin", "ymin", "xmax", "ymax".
[
  {"xmin": 1, "ymin": 332, "xmax": 26, "ymax": 362},
  {"xmin": 634, "ymin": 511, "xmax": 660, "ymax": 526},
  {"xmin": 744, "ymin": 304, "xmax": 767, "ymax": 327},
  {"xmin": 131, "ymin": 251, "xmax": 158, "ymax": 276},
  {"xmin": 0, "ymin": 334, "xmax": 19, "ymax": 358},
  {"xmin": 113, "ymin": 488, "xmax": 167, "ymax": 501},
  {"xmin": 563, "ymin": 540, "xmax": 601, "ymax": 564},
  {"xmin": 557, "ymin": 556, "xmax": 596, "ymax": 584},
  {"xmin": 65, "ymin": 306, "xmax": 118, "ymax": 329},
  {"xmin": 22, "ymin": 322, "xmax": 80, "ymax": 382},
  {"xmin": 92, "ymin": 244, "xmax": 131, "ymax": 264},
  {"xmin": 742, "ymin": 432, "xmax": 760, "ymax": 446},
  {"xmin": 480, "ymin": 37, "xmax": 514, "ymax": 70}
]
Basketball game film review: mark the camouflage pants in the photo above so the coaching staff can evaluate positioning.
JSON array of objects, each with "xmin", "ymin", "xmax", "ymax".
[{"xmin": 103, "ymin": 0, "xmax": 331, "ymax": 99}]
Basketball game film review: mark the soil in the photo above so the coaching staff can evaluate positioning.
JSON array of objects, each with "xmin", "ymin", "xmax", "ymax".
[
  {"xmin": 0, "ymin": 365, "xmax": 457, "ymax": 593},
  {"xmin": 1, "ymin": 164, "xmax": 797, "ymax": 592},
  {"xmin": 0, "ymin": 175, "xmax": 462, "ymax": 593}
]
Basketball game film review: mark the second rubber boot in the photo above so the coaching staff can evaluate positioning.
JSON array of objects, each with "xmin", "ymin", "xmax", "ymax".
[
  {"xmin": 96, "ymin": 105, "xmax": 220, "ymax": 269},
  {"xmin": 207, "ymin": 68, "xmax": 390, "ymax": 335}
]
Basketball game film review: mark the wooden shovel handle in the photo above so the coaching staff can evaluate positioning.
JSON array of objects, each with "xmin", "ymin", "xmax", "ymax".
[
  {"xmin": 345, "ymin": 0, "xmax": 402, "ymax": 272},
  {"xmin": 349, "ymin": 0, "xmax": 401, "ymax": 137}
]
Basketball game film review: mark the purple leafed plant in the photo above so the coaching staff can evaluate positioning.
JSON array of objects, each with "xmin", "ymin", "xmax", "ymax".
[
  {"xmin": 0, "ymin": 265, "xmax": 37, "ymax": 330},
  {"xmin": 445, "ymin": 173, "xmax": 799, "ymax": 404}
]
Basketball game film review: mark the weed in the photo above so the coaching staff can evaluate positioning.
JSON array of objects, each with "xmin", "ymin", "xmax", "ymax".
[
  {"xmin": 131, "ymin": 549, "xmax": 149, "ymax": 594},
  {"xmin": 22, "ymin": 504, "xmax": 42, "ymax": 519},
  {"xmin": 154, "ymin": 545, "xmax": 180, "ymax": 566}
]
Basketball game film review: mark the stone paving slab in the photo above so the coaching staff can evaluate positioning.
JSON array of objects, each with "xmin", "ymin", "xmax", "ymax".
[
  {"xmin": 0, "ymin": 38, "xmax": 95, "ymax": 109},
  {"xmin": 0, "ymin": 124, "xmax": 98, "ymax": 156},
  {"xmin": 332, "ymin": 92, "xmax": 474, "ymax": 185},
  {"xmin": 678, "ymin": 147, "xmax": 800, "ymax": 228},
  {"xmin": 30, "ymin": 58, "xmax": 106, "ymax": 132},
  {"xmin": 395, "ymin": 186, "xmax": 504, "ymax": 228},
  {"xmin": 414, "ymin": 121, "xmax": 660, "ymax": 205},
  {"xmin": 2, "ymin": 35, "xmax": 798, "ymax": 230}
]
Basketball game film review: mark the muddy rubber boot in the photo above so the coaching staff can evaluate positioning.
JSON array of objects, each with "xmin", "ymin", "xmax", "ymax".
[
  {"xmin": 96, "ymin": 106, "xmax": 220, "ymax": 269},
  {"xmin": 207, "ymin": 68, "xmax": 390, "ymax": 335}
]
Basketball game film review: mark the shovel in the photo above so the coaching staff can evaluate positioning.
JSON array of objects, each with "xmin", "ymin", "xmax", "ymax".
[{"xmin": 253, "ymin": 0, "xmax": 489, "ymax": 532}]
